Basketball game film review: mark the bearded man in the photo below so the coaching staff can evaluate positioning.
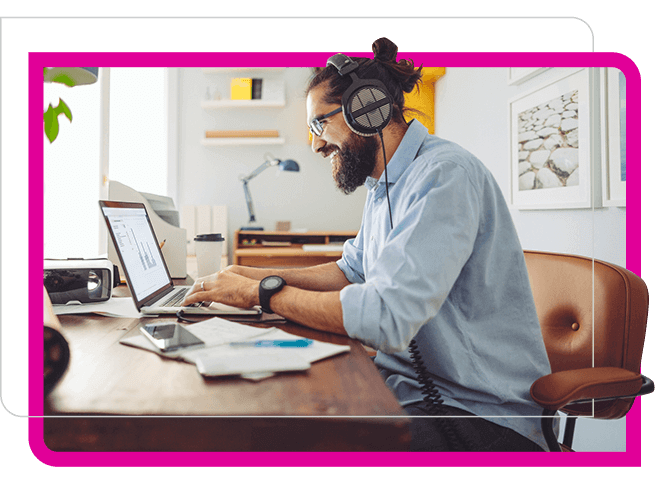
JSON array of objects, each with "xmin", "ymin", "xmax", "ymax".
[{"xmin": 183, "ymin": 38, "xmax": 553, "ymax": 452}]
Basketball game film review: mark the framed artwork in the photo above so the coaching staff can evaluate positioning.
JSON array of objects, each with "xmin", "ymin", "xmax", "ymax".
[
  {"xmin": 507, "ymin": 67, "xmax": 548, "ymax": 85},
  {"xmin": 601, "ymin": 67, "xmax": 626, "ymax": 207},
  {"xmin": 509, "ymin": 68, "xmax": 595, "ymax": 209}
]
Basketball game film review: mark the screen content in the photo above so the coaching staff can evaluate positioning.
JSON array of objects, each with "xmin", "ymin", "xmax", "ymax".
[{"xmin": 102, "ymin": 206, "xmax": 170, "ymax": 301}]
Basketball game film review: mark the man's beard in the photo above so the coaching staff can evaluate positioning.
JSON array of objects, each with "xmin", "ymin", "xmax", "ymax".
[{"xmin": 328, "ymin": 134, "xmax": 380, "ymax": 194}]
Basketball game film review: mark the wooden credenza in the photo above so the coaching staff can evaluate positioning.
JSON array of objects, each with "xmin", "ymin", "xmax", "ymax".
[{"xmin": 233, "ymin": 230, "xmax": 357, "ymax": 268}]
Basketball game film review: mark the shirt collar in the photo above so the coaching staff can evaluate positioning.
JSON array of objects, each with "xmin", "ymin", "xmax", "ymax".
[{"xmin": 365, "ymin": 119, "xmax": 428, "ymax": 190}]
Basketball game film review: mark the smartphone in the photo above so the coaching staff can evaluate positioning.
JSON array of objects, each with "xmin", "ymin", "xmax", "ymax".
[{"xmin": 139, "ymin": 322, "xmax": 204, "ymax": 352}]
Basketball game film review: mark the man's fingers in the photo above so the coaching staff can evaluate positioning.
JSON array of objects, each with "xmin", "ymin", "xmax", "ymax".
[{"xmin": 182, "ymin": 290, "xmax": 209, "ymax": 306}]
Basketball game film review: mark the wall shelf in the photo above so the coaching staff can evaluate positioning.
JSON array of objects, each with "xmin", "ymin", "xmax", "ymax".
[
  {"xmin": 201, "ymin": 137, "xmax": 285, "ymax": 147},
  {"xmin": 200, "ymin": 70, "xmax": 287, "ymax": 147},
  {"xmin": 202, "ymin": 68, "xmax": 286, "ymax": 74},
  {"xmin": 201, "ymin": 99, "xmax": 286, "ymax": 109}
]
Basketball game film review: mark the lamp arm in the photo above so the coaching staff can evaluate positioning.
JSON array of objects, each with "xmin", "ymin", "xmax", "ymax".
[
  {"xmin": 239, "ymin": 156, "xmax": 292, "ymax": 227},
  {"xmin": 242, "ymin": 179, "xmax": 256, "ymax": 223},
  {"xmin": 241, "ymin": 159, "xmax": 277, "ymax": 183}
]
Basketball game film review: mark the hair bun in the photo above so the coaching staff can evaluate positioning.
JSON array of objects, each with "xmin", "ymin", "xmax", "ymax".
[{"xmin": 372, "ymin": 37, "xmax": 398, "ymax": 63}]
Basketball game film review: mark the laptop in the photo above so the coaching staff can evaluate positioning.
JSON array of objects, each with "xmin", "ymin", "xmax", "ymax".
[{"xmin": 99, "ymin": 200, "xmax": 260, "ymax": 316}]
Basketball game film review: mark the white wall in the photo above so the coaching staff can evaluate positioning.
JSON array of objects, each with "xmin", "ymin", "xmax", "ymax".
[
  {"xmin": 174, "ymin": 68, "xmax": 367, "ymax": 256},
  {"xmin": 435, "ymin": 67, "xmax": 625, "ymax": 267},
  {"xmin": 434, "ymin": 67, "xmax": 626, "ymax": 451}
]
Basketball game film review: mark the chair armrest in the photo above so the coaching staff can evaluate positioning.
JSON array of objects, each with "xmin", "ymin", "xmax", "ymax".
[{"xmin": 530, "ymin": 367, "xmax": 645, "ymax": 411}]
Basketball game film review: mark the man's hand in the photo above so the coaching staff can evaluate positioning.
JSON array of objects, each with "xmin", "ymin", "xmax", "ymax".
[
  {"xmin": 179, "ymin": 263, "xmax": 349, "ymax": 335},
  {"xmin": 181, "ymin": 269, "xmax": 260, "ymax": 309}
]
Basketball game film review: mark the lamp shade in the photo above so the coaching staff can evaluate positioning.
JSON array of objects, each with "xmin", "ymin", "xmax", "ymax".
[
  {"xmin": 278, "ymin": 159, "xmax": 300, "ymax": 172},
  {"xmin": 44, "ymin": 67, "xmax": 99, "ymax": 87}
]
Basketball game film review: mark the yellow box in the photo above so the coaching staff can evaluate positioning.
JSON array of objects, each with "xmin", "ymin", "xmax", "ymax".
[{"xmin": 231, "ymin": 78, "xmax": 253, "ymax": 100}]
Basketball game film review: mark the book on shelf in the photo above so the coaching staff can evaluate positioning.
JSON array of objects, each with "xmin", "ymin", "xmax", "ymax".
[
  {"xmin": 252, "ymin": 78, "xmax": 262, "ymax": 99},
  {"xmin": 261, "ymin": 240, "xmax": 292, "ymax": 247},
  {"xmin": 230, "ymin": 78, "xmax": 252, "ymax": 100},
  {"xmin": 229, "ymin": 78, "xmax": 269, "ymax": 100},
  {"xmin": 205, "ymin": 130, "xmax": 280, "ymax": 139}
]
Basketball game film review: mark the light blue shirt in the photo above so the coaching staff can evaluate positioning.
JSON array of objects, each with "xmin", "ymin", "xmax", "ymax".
[{"xmin": 337, "ymin": 120, "xmax": 553, "ymax": 450}]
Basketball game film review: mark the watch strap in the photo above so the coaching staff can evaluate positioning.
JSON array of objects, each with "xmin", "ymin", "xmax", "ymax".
[{"xmin": 259, "ymin": 276, "xmax": 286, "ymax": 314}]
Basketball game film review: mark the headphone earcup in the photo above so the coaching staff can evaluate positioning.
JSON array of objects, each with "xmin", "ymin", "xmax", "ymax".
[
  {"xmin": 326, "ymin": 53, "xmax": 394, "ymax": 136},
  {"xmin": 342, "ymin": 82, "xmax": 393, "ymax": 136}
]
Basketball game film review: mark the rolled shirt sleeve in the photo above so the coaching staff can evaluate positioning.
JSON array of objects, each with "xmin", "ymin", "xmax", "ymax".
[
  {"xmin": 340, "ymin": 162, "xmax": 480, "ymax": 353},
  {"xmin": 336, "ymin": 228, "xmax": 365, "ymax": 284}
]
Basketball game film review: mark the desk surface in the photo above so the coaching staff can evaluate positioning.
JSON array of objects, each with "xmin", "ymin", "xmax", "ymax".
[{"xmin": 45, "ymin": 288, "xmax": 410, "ymax": 452}]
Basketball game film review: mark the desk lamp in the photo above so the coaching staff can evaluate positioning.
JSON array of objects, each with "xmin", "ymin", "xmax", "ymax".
[{"xmin": 240, "ymin": 154, "xmax": 300, "ymax": 231}]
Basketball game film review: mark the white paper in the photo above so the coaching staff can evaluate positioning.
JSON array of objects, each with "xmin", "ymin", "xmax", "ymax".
[
  {"xmin": 184, "ymin": 317, "xmax": 274, "ymax": 345},
  {"xmin": 119, "ymin": 316, "xmax": 351, "ymax": 380},
  {"xmin": 52, "ymin": 297, "xmax": 142, "ymax": 318},
  {"xmin": 180, "ymin": 318, "xmax": 351, "ymax": 363},
  {"xmin": 195, "ymin": 349, "xmax": 310, "ymax": 377}
]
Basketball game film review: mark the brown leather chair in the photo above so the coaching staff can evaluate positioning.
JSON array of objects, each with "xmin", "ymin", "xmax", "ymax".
[{"xmin": 524, "ymin": 251, "xmax": 654, "ymax": 451}]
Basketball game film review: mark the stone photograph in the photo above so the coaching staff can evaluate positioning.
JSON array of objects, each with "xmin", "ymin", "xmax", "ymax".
[
  {"xmin": 517, "ymin": 89, "xmax": 580, "ymax": 191},
  {"xmin": 509, "ymin": 68, "xmax": 593, "ymax": 210}
]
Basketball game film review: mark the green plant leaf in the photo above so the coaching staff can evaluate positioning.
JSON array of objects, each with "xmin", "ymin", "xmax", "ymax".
[
  {"xmin": 43, "ymin": 99, "xmax": 73, "ymax": 143},
  {"xmin": 44, "ymin": 104, "xmax": 59, "ymax": 143},
  {"xmin": 55, "ymin": 99, "xmax": 73, "ymax": 122}
]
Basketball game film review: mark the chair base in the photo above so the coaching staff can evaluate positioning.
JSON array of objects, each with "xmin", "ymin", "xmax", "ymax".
[{"xmin": 542, "ymin": 411, "xmax": 577, "ymax": 452}]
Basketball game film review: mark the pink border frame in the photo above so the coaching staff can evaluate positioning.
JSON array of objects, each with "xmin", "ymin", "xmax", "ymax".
[{"xmin": 29, "ymin": 51, "xmax": 643, "ymax": 467}]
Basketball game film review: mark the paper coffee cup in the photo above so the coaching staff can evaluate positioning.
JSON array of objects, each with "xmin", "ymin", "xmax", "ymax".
[{"xmin": 194, "ymin": 233, "xmax": 225, "ymax": 277}]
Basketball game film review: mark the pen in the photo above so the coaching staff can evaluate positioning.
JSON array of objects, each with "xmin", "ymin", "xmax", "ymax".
[
  {"xmin": 159, "ymin": 239, "xmax": 166, "ymax": 249},
  {"xmin": 229, "ymin": 339, "xmax": 313, "ymax": 348}
]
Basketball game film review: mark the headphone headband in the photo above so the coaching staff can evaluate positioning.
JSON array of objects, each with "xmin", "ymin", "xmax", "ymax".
[{"xmin": 326, "ymin": 53, "xmax": 359, "ymax": 77}]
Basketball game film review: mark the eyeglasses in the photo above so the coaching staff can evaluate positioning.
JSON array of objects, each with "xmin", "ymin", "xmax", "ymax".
[{"xmin": 309, "ymin": 106, "xmax": 342, "ymax": 137}]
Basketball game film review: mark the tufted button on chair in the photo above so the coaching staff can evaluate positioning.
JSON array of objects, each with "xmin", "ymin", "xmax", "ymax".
[{"xmin": 524, "ymin": 251, "xmax": 654, "ymax": 451}]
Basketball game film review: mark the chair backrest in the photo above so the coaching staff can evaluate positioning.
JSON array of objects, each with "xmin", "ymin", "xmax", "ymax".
[{"xmin": 523, "ymin": 251, "xmax": 649, "ymax": 419}]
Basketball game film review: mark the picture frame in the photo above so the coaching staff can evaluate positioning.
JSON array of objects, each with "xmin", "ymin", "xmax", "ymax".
[
  {"xmin": 600, "ymin": 67, "xmax": 626, "ymax": 207},
  {"xmin": 509, "ymin": 68, "xmax": 595, "ymax": 210},
  {"xmin": 507, "ymin": 67, "xmax": 549, "ymax": 85}
]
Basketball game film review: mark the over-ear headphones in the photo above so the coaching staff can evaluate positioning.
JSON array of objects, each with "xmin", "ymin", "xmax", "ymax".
[
  {"xmin": 326, "ymin": 52, "xmax": 395, "ymax": 229},
  {"xmin": 326, "ymin": 53, "xmax": 394, "ymax": 137}
]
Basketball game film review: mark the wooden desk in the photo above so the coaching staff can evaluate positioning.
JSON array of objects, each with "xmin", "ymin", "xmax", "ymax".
[{"xmin": 44, "ymin": 292, "xmax": 410, "ymax": 452}]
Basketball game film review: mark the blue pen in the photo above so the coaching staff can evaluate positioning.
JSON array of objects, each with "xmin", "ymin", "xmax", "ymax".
[{"xmin": 229, "ymin": 338, "xmax": 313, "ymax": 348}]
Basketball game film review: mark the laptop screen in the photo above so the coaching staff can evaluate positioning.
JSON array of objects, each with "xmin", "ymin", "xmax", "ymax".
[{"xmin": 101, "ymin": 203, "xmax": 171, "ymax": 302}]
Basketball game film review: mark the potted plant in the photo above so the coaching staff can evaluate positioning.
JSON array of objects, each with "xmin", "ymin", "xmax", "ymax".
[{"xmin": 43, "ymin": 67, "xmax": 98, "ymax": 142}]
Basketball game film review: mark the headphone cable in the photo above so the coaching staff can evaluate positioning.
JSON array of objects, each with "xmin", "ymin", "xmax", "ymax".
[{"xmin": 378, "ymin": 129, "xmax": 393, "ymax": 230}]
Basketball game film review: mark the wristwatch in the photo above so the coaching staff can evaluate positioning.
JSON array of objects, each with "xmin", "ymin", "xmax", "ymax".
[{"xmin": 259, "ymin": 276, "xmax": 286, "ymax": 314}]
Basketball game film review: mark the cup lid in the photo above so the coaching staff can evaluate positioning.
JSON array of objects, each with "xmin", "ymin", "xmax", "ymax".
[{"xmin": 194, "ymin": 233, "xmax": 225, "ymax": 241}]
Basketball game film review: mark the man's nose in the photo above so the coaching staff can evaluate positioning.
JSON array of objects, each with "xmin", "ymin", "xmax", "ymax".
[{"xmin": 311, "ymin": 134, "xmax": 326, "ymax": 154}]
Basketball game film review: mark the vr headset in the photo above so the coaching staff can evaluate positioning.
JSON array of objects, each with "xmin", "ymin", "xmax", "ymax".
[{"xmin": 44, "ymin": 258, "xmax": 120, "ymax": 304}]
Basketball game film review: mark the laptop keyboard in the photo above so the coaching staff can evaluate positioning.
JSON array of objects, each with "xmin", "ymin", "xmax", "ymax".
[{"xmin": 160, "ymin": 288, "xmax": 200, "ymax": 308}]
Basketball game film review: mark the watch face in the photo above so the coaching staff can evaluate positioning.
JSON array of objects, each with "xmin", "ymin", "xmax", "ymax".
[{"xmin": 262, "ymin": 276, "xmax": 282, "ymax": 290}]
